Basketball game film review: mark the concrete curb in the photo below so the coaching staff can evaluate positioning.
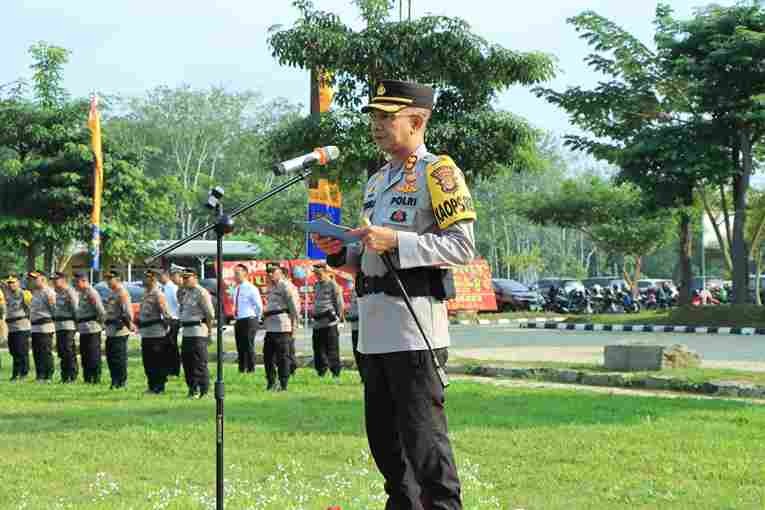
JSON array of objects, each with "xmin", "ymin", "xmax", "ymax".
[
  {"xmin": 519, "ymin": 321, "xmax": 764, "ymax": 335},
  {"xmin": 447, "ymin": 364, "xmax": 765, "ymax": 399}
]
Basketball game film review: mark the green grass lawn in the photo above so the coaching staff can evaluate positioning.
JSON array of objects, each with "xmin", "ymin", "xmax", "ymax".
[{"xmin": 1, "ymin": 353, "xmax": 765, "ymax": 509}]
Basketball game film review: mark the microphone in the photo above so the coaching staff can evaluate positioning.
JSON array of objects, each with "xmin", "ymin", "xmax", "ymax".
[{"xmin": 274, "ymin": 146, "xmax": 340, "ymax": 175}]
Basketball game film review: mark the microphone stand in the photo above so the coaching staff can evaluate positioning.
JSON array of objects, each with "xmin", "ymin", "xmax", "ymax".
[{"xmin": 145, "ymin": 167, "xmax": 314, "ymax": 510}]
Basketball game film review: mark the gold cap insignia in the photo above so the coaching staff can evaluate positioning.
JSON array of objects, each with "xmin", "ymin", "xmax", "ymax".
[{"xmin": 377, "ymin": 83, "xmax": 386, "ymax": 96}]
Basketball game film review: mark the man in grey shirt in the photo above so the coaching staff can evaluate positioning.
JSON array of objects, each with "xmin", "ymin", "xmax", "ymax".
[
  {"xmin": 3, "ymin": 275, "xmax": 31, "ymax": 381},
  {"xmin": 74, "ymin": 272, "xmax": 106, "ymax": 384},
  {"xmin": 52, "ymin": 272, "xmax": 79, "ymax": 383},
  {"xmin": 310, "ymin": 263, "xmax": 344, "ymax": 378},
  {"xmin": 316, "ymin": 80, "xmax": 474, "ymax": 510},
  {"xmin": 28, "ymin": 271, "xmax": 57, "ymax": 382},
  {"xmin": 262, "ymin": 263, "xmax": 299, "ymax": 391}
]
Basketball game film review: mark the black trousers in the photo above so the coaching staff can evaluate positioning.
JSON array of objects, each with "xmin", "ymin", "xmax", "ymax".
[
  {"xmin": 312, "ymin": 325, "xmax": 341, "ymax": 376},
  {"xmin": 164, "ymin": 319, "xmax": 182, "ymax": 376},
  {"xmin": 55, "ymin": 330, "xmax": 79, "ymax": 382},
  {"xmin": 79, "ymin": 332, "xmax": 102, "ymax": 383},
  {"xmin": 142, "ymin": 338, "xmax": 167, "ymax": 392},
  {"xmin": 106, "ymin": 336, "xmax": 128, "ymax": 387},
  {"xmin": 234, "ymin": 317, "xmax": 257, "ymax": 372},
  {"xmin": 182, "ymin": 336, "xmax": 210, "ymax": 394},
  {"xmin": 351, "ymin": 328, "xmax": 365, "ymax": 383},
  {"xmin": 8, "ymin": 330, "xmax": 30, "ymax": 379},
  {"xmin": 31, "ymin": 332, "xmax": 55, "ymax": 380},
  {"xmin": 263, "ymin": 332, "xmax": 292, "ymax": 388},
  {"xmin": 364, "ymin": 349, "xmax": 461, "ymax": 510}
]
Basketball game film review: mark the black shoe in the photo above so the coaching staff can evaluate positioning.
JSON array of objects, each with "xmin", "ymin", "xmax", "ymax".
[{"xmin": 266, "ymin": 382, "xmax": 276, "ymax": 391}]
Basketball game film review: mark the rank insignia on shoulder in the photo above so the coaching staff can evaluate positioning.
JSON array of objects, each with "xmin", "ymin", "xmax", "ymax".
[{"xmin": 426, "ymin": 155, "xmax": 476, "ymax": 229}]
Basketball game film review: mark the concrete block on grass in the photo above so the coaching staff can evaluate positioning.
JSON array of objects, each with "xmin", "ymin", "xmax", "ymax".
[{"xmin": 604, "ymin": 344, "xmax": 664, "ymax": 371}]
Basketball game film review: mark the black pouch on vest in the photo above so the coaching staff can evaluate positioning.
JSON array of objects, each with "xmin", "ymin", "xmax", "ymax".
[{"xmin": 429, "ymin": 268, "xmax": 456, "ymax": 301}]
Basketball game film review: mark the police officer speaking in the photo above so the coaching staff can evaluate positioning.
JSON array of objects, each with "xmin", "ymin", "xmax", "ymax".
[{"xmin": 315, "ymin": 80, "xmax": 476, "ymax": 510}]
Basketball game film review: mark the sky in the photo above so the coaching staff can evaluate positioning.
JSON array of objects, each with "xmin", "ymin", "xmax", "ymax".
[{"xmin": 1, "ymin": 0, "xmax": 737, "ymax": 137}]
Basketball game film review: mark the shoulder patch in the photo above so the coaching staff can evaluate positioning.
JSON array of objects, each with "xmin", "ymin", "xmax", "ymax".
[{"xmin": 426, "ymin": 155, "xmax": 477, "ymax": 229}]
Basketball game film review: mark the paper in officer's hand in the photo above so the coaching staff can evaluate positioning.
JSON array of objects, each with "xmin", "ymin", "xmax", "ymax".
[{"xmin": 297, "ymin": 217, "xmax": 361, "ymax": 245}]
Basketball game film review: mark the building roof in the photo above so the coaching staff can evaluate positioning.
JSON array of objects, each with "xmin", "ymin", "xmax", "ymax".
[{"xmin": 149, "ymin": 240, "xmax": 260, "ymax": 259}]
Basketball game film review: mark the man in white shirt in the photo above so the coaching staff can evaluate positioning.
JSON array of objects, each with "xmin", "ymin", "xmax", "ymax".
[
  {"xmin": 233, "ymin": 264, "xmax": 263, "ymax": 373},
  {"xmin": 160, "ymin": 268, "xmax": 182, "ymax": 377}
]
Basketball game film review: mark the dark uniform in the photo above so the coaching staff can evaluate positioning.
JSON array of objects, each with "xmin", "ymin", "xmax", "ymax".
[
  {"xmin": 28, "ymin": 271, "xmax": 57, "ymax": 382},
  {"xmin": 179, "ymin": 269, "xmax": 214, "ymax": 398},
  {"xmin": 311, "ymin": 265, "xmax": 344, "ymax": 377},
  {"xmin": 103, "ymin": 270, "xmax": 134, "ymax": 389},
  {"xmin": 162, "ymin": 270, "xmax": 183, "ymax": 377},
  {"xmin": 52, "ymin": 272, "xmax": 80, "ymax": 383},
  {"xmin": 262, "ymin": 263, "xmax": 300, "ymax": 391},
  {"xmin": 0, "ymin": 286, "xmax": 5, "ymax": 371},
  {"xmin": 327, "ymin": 81, "xmax": 475, "ymax": 509},
  {"xmin": 75, "ymin": 275, "xmax": 105, "ymax": 384},
  {"xmin": 3, "ymin": 276, "xmax": 31, "ymax": 380},
  {"xmin": 139, "ymin": 270, "xmax": 170, "ymax": 394},
  {"xmin": 347, "ymin": 288, "xmax": 364, "ymax": 382}
]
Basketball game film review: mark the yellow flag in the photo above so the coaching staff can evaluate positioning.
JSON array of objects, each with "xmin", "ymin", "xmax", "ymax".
[{"xmin": 88, "ymin": 94, "xmax": 104, "ymax": 270}]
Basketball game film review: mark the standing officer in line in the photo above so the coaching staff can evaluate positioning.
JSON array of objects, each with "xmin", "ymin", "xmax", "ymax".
[
  {"xmin": 0, "ymin": 280, "xmax": 6, "ymax": 371},
  {"xmin": 51, "ymin": 272, "xmax": 80, "ymax": 383},
  {"xmin": 103, "ymin": 269, "xmax": 134, "ymax": 389},
  {"xmin": 3, "ymin": 275, "xmax": 31, "ymax": 381},
  {"xmin": 159, "ymin": 268, "xmax": 183, "ymax": 377},
  {"xmin": 347, "ymin": 287, "xmax": 364, "ymax": 383},
  {"xmin": 74, "ymin": 272, "xmax": 105, "ymax": 384},
  {"xmin": 179, "ymin": 268, "xmax": 214, "ymax": 399},
  {"xmin": 316, "ymin": 80, "xmax": 475, "ymax": 510},
  {"xmin": 28, "ymin": 271, "xmax": 57, "ymax": 382},
  {"xmin": 310, "ymin": 263, "xmax": 344, "ymax": 378},
  {"xmin": 262, "ymin": 263, "xmax": 299, "ymax": 391},
  {"xmin": 233, "ymin": 263, "xmax": 262, "ymax": 373},
  {"xmin": 139, "ymin": 269, "xmax": 171, "ymax": 394}
]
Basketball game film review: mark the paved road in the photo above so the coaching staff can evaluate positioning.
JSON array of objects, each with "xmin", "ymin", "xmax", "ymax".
[{"xmin": 283, "ymin": 323, "xmax": 765, "ymax": 364}]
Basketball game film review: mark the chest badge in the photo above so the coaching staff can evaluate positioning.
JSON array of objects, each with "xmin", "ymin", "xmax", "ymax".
[
  {"xmin": 390, "ymin": 209, "xmax": 408, "ymax": 223},
  {"xmin": 396, "ymin": 154, "xmax": 419, "ymax": 193}
]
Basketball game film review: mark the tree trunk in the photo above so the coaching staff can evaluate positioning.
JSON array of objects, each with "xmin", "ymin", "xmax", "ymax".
[
  {"xmin": 678, "ymin": 211, "xmax": 693, "ymax": 306},
  {"xmin": 756, "ymin": 255, "xmax": 763, "ymax": 306},
  {"xmin": 26, "ymin": 241, "xmax": 38, "ymax": 272},
  {"xmin": 732, "ymin": 132, "xmax": 752, "ymax": 304},
  {"xmin": 43, "ymin": 243, "xmax": 55, "ymax": 274},
  {"xmin": 699, "ymin": 186, "xmax": 733, "ymax": 273}
]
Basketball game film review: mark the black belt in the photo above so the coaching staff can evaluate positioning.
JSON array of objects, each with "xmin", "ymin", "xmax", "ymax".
[
  {"xmin": 313, "ymin": 310, "xmax": 337, "ymax": 321},
  {"xmin": 6, "ymin": 316, "xmax": 28, "ymax": 324},
  {"xmin": 356, "ymin": 268, "xmax": 438, "ymax": 298},
  {"xmin": 54, "ymin": 316, "xmax": 75, "ymax": 321},
  {"xmin": 346, "ymin": 315, "xmax": 359, "ymax": 322},
  {"xmin": 263, "ymin": 309, "xmax": 287, "ymax": 318},
  {"xmin": 236, "ymin": 316, "xmax": 257, "ymax": 322},
  {"xmin": 182, "ymin": 320, "xmax": 203, "ymax": 327},
  {"xmin": 105, "ymin": 319, "xmax": 121, "ymax": 326},
  {"xmin": 138, "ymin": 319, "xmax": 164, "ymax": 328},
  {"xmin": 77, "ymin": 316, "xmax": 97, "ymax": 323},
  {"xmin": 31, "ymin": 318, "xmax": 53, "ymax": 326}
]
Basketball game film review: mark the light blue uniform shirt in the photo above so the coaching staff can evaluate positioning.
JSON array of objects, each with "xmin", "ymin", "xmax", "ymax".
[
  {"xmin": 162, "ymin": 281, "xmax": 179, "ymax": 319},
  {"xmin": 235, "ymin": 281, "xmax": 263, "ymax": 320}
]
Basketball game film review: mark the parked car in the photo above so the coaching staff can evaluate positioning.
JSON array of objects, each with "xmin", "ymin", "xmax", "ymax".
[
  {"xmin": 534, "ymin": 278, "xmax": 585, "ymax": 296},
  {"xmin": 492, "ymin": 279, "xmax": 543, "ymax": 312},
  {"xmin": 583, "ymin": 276, "xmax": 628, "ymax": 290},
  {"xmin": 94, "ymin": 281, "xmax": 143, "ymax": 321},
  {"xmin": 636, "ymin": 279, "xmax": 675, "ymax": 291}
]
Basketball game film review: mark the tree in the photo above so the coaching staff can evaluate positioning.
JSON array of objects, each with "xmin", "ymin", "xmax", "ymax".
[
  {"xmin": 533, "ymin": 8, "xmax": 732, "ymax": 305},
  {"xmin": 519, "ymin": 177, "xmax": 675, "ymax": 291},
  {"xmin": 266, "ymin": 0, "xmax": 554, "ymax": 185},
  {"xmin": 657, "ymin": 2, "xmax": 765, "ymax": 303}
]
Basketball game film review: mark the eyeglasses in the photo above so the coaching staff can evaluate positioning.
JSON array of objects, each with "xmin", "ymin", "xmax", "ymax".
[{"xmin": 367, "ymin": 112, "xmax": 421, "ymax": 123}]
